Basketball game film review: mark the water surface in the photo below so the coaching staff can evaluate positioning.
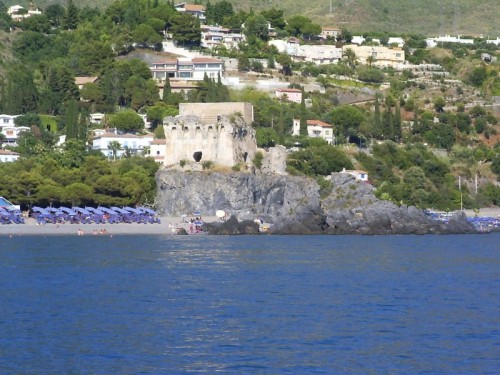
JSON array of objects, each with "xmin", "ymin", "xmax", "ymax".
[{"xmin": 0, "ymin": 234, "xmax": 499, "ymax": 374}]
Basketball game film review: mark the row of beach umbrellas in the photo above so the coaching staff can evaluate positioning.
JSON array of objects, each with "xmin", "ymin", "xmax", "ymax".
[{"xmin": 30, "ymin": 206, "xmax": 160, "ymax": 225}]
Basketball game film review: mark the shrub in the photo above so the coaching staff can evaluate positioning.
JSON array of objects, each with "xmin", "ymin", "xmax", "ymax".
[
  {"xmin": 253, "ymin": 151, "xmax": 264, "ymax": 169},
  {"xmin": 202, "ymin": 161, "xmax": 214, "ymax": 170}
]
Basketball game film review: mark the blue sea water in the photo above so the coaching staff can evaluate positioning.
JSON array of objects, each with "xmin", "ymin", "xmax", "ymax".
[{"xmin": 0, "ymin": 234, "xmax": 499, "ymax": 374}]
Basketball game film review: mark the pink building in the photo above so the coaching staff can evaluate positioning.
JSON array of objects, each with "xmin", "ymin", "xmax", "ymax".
[{"xmin": 275, "ymin": 88, "xmax": 302, "ymax": 103}]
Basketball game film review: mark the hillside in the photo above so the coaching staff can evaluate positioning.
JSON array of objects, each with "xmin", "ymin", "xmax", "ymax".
[{"xmin": 4, "ymin": 0, "xmax": 500, "ymax": 35}]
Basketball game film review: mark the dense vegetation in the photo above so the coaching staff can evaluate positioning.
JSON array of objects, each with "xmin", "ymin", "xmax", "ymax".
[
  {"xmin": 2, "ymin": 0, "xmax": 499, "ymax": 34},
  {"xmin": 0, "ymin": 0, "xmax": 499, "ymax": 212}
]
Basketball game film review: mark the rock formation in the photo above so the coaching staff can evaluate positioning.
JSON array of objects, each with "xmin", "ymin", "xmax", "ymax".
[{"xmin": 155, "ymin": 170, "xmax": 477, "ymax": 235}]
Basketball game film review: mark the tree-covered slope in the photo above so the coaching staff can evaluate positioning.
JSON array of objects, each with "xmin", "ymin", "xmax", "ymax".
[{"xmin": 5, "ymin": 0, "xmax": 498, "ymax": 35}]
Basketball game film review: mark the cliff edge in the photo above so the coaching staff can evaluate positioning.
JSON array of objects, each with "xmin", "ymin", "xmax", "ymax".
[{"xmin": 156, "ymin": 170, "xmax": 476, "ymax": 235}]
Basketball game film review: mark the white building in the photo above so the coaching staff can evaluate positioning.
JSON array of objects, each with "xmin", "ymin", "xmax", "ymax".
[
  {"xmin": 0, "ymin": 114, "xmax": 18, "ymax": 128},
  {"xmin": 486, "ymin": 37, "xmax": 500, "ymax": 46},
  {"xmin": 292, "ymin": 44, "xmax": 343, "ymax": 65},
  {"xmin": 426, "ymin": 35, "xmax": 474, "ymax": 48},
  {"xmin": 201, "ymin": 25, "xmax": 245, "ymax": 50},
  {"xmin": 388, "ymin": 37, "xmax": 405, "ymax": 48},
  {"xmin": 174, "ymin": 3, "xmax": 206, "ymax": 23},
  {"xmin": 1, "ymin": 124, "xmax": 30, "ymax": 146},
  {"xmin": 351, "ymin": 36, "xmax": 366, "ymax": 45},
  {"xmin": 150, "ymin": 57, "xmax": 224, "ymax": 82},
  {"xmin": 89, "ymin": 113, "xmax": 106, "ymax": 125},
  {"xmin": 341, "ymin": 168, "xmax": 369, "ymax": 182},
  {"xmin": 148, "ymin": 139, "xmax": 166, "ymax": 164},
  {"xmin": 292, "ymin": 119, "xmax": 334, "ymax": 144},
  {"xmin": 92, "ymin": 132, "xmax": 155, "ymax": 159},
  {"xmin": 0, "ymin": 149, "xmax": 20, "ymax": 162},
  {"xmin": 7, "ymin": 4, "xmax": 42, "ymax": 22}
]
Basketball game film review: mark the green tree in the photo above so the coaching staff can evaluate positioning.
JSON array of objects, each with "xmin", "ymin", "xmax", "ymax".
[
  {"xmin": 132, "ymin": 23, "xmax": 163, "ymax": 47},
  {"xmin": 343, "ymin": 48, "xmax": 359, "ymax": 71},
  {"xmin": 62, "ymin": 182, "xmax": 94, "ymax": 206},
  {"xmin": 64, "ymin": 100, "xmax": 79, "ymax": 140},
  {"xmin": 468, "ymin": 66, "xmax": 487, "ymax": 87},
  {"xmin": 108, "ymin": 110, "xmax": 144, "ymax": 132},
  {"xmin": 244, "ymin": 14, "xmax": 269, "ymax": 42},
  {"xmin": 434, "ymin": 96, "xmax": 446, "ymax": 112},
  {"xmin": 206, "ymin": 0, "xmax": 234, "ymax": 25},
  {"xmin": 45, "ymin": 3, "xmax": 65, "ymax": 27},
  {"xmin": 299, "ymin": 94, "xmax": 307, "ymax": 136},
  {"xmin": 108, "ymin": 140, "xmax": 122, "ymax": 161},
  {"xmin": 256, "ymin": 127, "xmax": 278, "ymax": 148},
  {"xmin": 327, "ymin": 105, "xmax": 365, "ymax": 141},
  {"xmin": 261, "ymin": 8, "xmax": 286, "ymax": 30},
  {"xmin": 20, "ymin": 14, "xmax": 51, "ymax": 33},
  {"xmin": 62, "ymin": 0, "xmax": 79, "ymax": 30},
  {"xmin": 170, "ymin": 12, "xmax": 201, "ymax": 47}
]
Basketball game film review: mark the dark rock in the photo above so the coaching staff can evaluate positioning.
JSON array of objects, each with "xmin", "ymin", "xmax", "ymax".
[
  {"xmin": 176, "ymin": 227, "xmax": 188, "ymax": 235},
  {"xmin": 205, "ymin": 215, "xmax": 259, "ymax": 235}
]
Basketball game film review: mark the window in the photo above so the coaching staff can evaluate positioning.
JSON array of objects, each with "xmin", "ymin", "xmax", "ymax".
[
  {"xmin": 179, "ymin": 72, "xmax": 192, "ymax": 78},
  {"xmin": 396, "ymin": 53, "xmax": 401, "ymax": 58}
]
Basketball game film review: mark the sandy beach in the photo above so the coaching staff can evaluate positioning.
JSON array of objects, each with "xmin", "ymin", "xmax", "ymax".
[{"xmin": 0, "ymin": 216, "xmax": 219, "ymax": 236}]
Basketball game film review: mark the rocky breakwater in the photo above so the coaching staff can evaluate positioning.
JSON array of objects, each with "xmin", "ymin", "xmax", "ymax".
[{"xmin": 156, "ymin": 170, "xmax": 476, "ymax": 235}]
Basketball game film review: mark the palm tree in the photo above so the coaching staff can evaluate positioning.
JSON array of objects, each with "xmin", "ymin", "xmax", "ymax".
[
  {"xmin": 108, "ymin": 140, "xmax": 122, "ymax": 161},
  {"xmin": 366, "ymin": 55, "xmax": 376, "ymax": 67},
  {"xmin": 343, "ymin": 48, "xmax": 359, "ymax": 71}
]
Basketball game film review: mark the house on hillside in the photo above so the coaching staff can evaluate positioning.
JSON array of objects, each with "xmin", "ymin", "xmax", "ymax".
[
  {"xmin": 0, "ymin": 115, "xmax": 31, "ymax": 146},
  {"xmin": 0, "ymin": 114, "xmax": 18, "ymax": 128},
  {"xmin": 92, "ymin": 132, "xmax": 154, "ymax": 159},
  {"xmin": 0, "ymin": 150, "xmax": 20, "ymax": 162},
  {"xmin": 292, "ymin": 44, "xmax": 343, "ymax": 65},
  {"xmin": 292, "ymin": 119, "xmax": 334, "ymax": 144},
  {"xmin": 341, "ymin": 168, "xmax": 369, "ymax": 181},
  {"xmin": 351, "ymin": 36, "xmax": 366, "ymax": 45},
  {"xmin": 388, "ymin": 37, "xmax": 405, "ymax": 48},
  {"xmin": 150, "ymin": 57, "xmax": 224, "ymax": 82},
  {"xmin": 275, "ymin": 88, "xmax": 302, "ymax": 103},
  {"xmin": 75, "ymin": 76, "xmax": 99, "ymax": 90},
  {"xmin": 426, "ymin": 35, "xmax": 474, "ymax": 48},
  {"xmin": 342, "ymin": 45, "xmax": 405, "ymax": 67},
  {"xmin": 148, "ymin": 139, "xmax": 166, "ymax": 164},
  {"xmin": 201, "ymin": 25, "xmax": 245, "ymax": 49},
  {"xmin": 320, "ymin": 27, "xmax": 341, "ymax": 40},
  {"xmin": 8, "ymin": 4, "xmax": 42, "ymax": 22},
  {"xmin": 174, "ymin": 3, "xmax": 206, "ymax": 23}
]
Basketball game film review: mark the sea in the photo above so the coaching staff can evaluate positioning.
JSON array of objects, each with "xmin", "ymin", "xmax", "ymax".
[{"xmin": 0, "ymin": 234, "xmax": 499, "ymax": 374}]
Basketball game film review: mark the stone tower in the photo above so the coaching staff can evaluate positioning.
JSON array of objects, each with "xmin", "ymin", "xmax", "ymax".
[{"xmin": 162, "ymin": 103, "xmax": 257, "ymax": 168}]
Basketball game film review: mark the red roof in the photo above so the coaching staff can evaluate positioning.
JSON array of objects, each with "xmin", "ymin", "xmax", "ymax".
[
  {"xmin": 192, "ymin": 57, "xmax": 223, "ymax": 63},
  {"xmin": 151, "ymin": 139, "xmax": 166, "ymax": 145},
  {"xmin": 307, "ymin": 120, "xmax": 332, "ymax": 128},
  {"xmin": 276, "ymin": 88, "xmax": 302, "ymax": 93},
  {"xmin": 185, "ymin": 4, "xmax": 205, "ymax": 12},
  {"xmin": 0, "ymin": 150, "xmax": 19, "ymax": 155}
]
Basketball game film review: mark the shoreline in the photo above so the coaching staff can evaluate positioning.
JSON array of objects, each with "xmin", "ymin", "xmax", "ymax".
[
  {"xmin": 0, "ymin": 216, "xmax": 219, "ymax": 236},
  {"xmin": 1, "ymin": 208, "xmax": 500, "ymax": 236}
]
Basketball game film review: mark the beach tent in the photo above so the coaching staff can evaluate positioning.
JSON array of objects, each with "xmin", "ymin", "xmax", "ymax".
[{"xmin": 0, "ymin": 197, "xmax": 15, "ymax": 208}]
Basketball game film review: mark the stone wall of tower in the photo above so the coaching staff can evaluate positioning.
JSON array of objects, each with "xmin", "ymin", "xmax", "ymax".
[{"xmin": 162, "ymin": 113, "xmax": 256, "ymax": 167}]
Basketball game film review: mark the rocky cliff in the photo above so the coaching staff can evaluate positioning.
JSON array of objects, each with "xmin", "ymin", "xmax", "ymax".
[{"xmin": 156, "ymin": 170, "xmax": 476, "ymax": 235}]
